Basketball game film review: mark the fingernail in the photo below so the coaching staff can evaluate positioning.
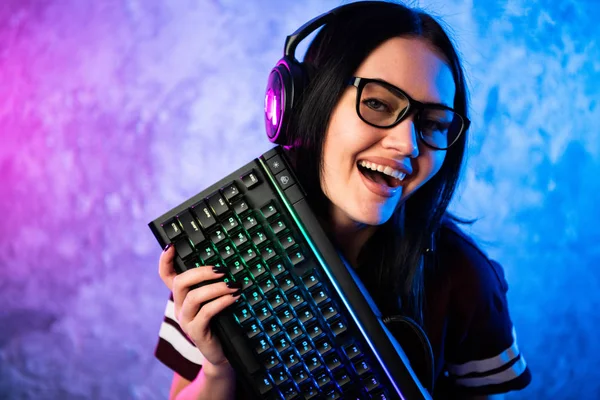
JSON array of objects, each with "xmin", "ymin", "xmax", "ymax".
[
  {"xmin": 226, "ymin": 281, "xmax": 243, "ymax": 289},
  {"xmin": 163, "ymin": 243, "xmax": 173, "ymax": 252},
  {"xmin": 231, "ymin": 289, "xmax": 242, "ymax": 297},
  {"xmin": 212, "ymin": 265, "xmax": 228, "ymax": 274}
]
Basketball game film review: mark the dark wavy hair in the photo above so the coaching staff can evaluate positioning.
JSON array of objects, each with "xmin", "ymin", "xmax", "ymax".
[{"xmin": 285, "ymin": 1, "xmax": 469, "ymax": 324}]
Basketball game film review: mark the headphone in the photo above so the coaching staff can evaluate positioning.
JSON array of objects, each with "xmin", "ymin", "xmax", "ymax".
[{"xmin": 264, "ymin": 1, "xmax": 383, "ymax": 145}]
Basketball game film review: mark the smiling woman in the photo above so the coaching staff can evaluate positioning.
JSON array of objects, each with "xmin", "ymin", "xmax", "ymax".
[{"xmin": 153, "ymin": 2, "xmax": 532, "ymax": 399}]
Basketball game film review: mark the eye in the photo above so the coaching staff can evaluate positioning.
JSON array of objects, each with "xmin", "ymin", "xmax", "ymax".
[
  {"xmin": 420, "ymin": 119, "xmax": 449, "ymax": 135},
  {"xmin": 362, "ymin": 98, "xmax": 392, "ymax": 113}
]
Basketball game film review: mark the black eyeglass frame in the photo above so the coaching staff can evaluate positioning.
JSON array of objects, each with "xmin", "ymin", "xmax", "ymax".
[{"xmin": 348, "ymin": 77, "xmax": 470, "ymax": 150}]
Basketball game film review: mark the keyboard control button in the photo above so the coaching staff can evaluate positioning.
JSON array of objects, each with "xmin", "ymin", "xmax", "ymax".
[
  {"xmin": 249, "ymin": 261, "xmax": 268, "ymax": 280},
  {"xmin": 315, "ymin": 337, "xmax": 334, "ymax": 356},
  {"xmin": 207, "ymin": 192, "xmax": 229, "ymax": 217},
  {"xmin": 174, "ymin": 237, "xmax": 194, "ymax": 260},
  {"xmin": 221, "ymin": 182, "xmax": 240, "ymax": 201},
  {"xmin": 241, "ymin": 170, "xmax": 260, "ymax": 189},
  {"xmin": 270, "ymin": 219, "xmax": 287, "ymax": 235},
  {"xmin": 278, "ymin": 232, "xmax": 296, "ymax": 249},
  {"xmin": 268, "ymin": 259, "xmax": 287, "ymax": 277},
  {"xmin": 311, "ymin": 289, "xmax": 328, "ymax": 305},
  {"xmin": 362, "ymin": 375, "xmax": 381, "ymax": 392},
  {"xmin": 302, "ymin": 273, "xmax": 320, "ymax": 290},
  {"xmin": 305, "ymin": 352, "xmax": 322, "ymax": 372},
  {"xmin": 260, "ymin": 245, "xmax": 278, "ymax": 262},
  {"xmin": 320, "ymin": 302, "xmax": 339, "ymax": 321},
  {"xmin": 266, "ymin": 154, "xmax": 285, "ymax": 175},
  {"xmin": 255, "ymin": 375, "xmax": 274, "ymax": 395},
  {"xmin": 233, "ymin": 305, "xmax": 253, "ymax": 325},
  {"xmin": 243, "ymin": 321, "xmax": 262, "ymax": 339},
  {"xmin": 260, "ymin": 202, "xmax": 279, "ymax": 219},
  {"xmin": 242, "ymin": 213, "xmax": 259, "ymax": 230},
  {"xmin": 287, "ymin": 248, "xmax": 305, "ymax": 266},
  {"xmin": 314, "ymin": 368, "xmax": 331, "ymax": 387},
  {"xmin": 250, "ymin": 229, "xmax": 268, "ymax": 246},
  {"xmin": 191, "ymin": 202, "xmax": 216, "ymax": 230},
  {"xmin": 267, "ymin": 289, "xmax": 285, "ymax": 310},
  {"xmin": 176, "ymin": 210, "xmax": 205, "ymax": 244},
  {"xmin": 324, "ymin": 354, "xmax": 342, "ymax": 370},
  {"xmin": 261, "ymin": 350, "xmax": 280, "ymax": 369},
  {"xmin": 344, "ymin": 343, "xmax": 363, "ymax": 360},
  {"xmin": 241, "ymin": 246, "xmax": 258, "ymax": 264},
  {"xmin": 287, "ymin": 290, "xmax": 306, "ymax": 308},
  {"xmin": 275, "ymin": 169, "xmax": 296, "ymax": 190},
  {"xmin": 263, "ymin": 317, "xmax": 281, "ymax": 337},
  {"xmin": 232, "ymin": 199, "xmax": 249, "ymax": 215},
  {"xmin": 209, "ymin": 228, "xmax": 227, "ymax": 245},
  {"xmin": 284, "ymin": 184, "xmax": 304, "ymax": 204},
  {"xmin": 329, "ymin": 318, "xmax": 348, "ymax": 337},
  {"xmin": 162, "ymin": 218, "xmax": 183, "ymax": 240},
  {"xmin": 253, "ymin": 335, "xmax": 272, "ymax": 355},
  {"xmin": 276, "ymin": 305, "xmax": 295, "ymax": 325},
  {"xmin": 295, "ymin": 337, "xmax": 313, "ymax": 356}
]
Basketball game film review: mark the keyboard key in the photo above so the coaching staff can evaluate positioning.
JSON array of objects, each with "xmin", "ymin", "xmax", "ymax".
[
  {"xmin": 276, "ymin": 305, "xmax": 295, "ymax": 325},
  {"xmin": 260, "ymin": 202, "xmax": 278, "ymax": 219},
  {"xmin": 320, "ymin": 302, "xmax": 339, "ymax": 321},
  {"xmin": 266, "ymin": 154, "xmax": 285, "ymax": 175},
  {"xmin": 302, "ymin": 273, "xmax": 320, "ymax": 290},
  {"xmin": 323, "ymin": 386, "xmax": 342, "ymax": 399},
  {"xmin": 260, "ymin": 245, "xmax": 278, "ymax": 262},
  {"xmin": 250, "ymin": 229, "xmax": 268, "ymax": 246},
  {"xmin": 227, "ymin": 256, "xmax": 245, "ymax": 276},
  {"xmin": 295, "ymin": 337, "xmax": 313, "ymax": 356},
  {"xmin": 280, "ymin": 382, "xmax": 299, "ymax": 400},
  {"xmin": 311, "ymin": 288, "xmax": 328, "ymax": 305},
  {"xmin": 344, "ymin": 343, "xmax": 362, "ymax": 360},
  {"xmin": 278, "ymin": 273, "xmax": 296, "ymax": 293},
  {"xmin": 305, "ymin": 352, "xmax": 322, "ymax": 372},
  {"xmin": 273, "ymin": 334, "xmax": 292, "ymax": 353},
  {"xmin": 177, "ymin": 210, "xmax": 205, "ymax": 245},
  {"xmin": 222, "ymin": 214, "xmax": 240, "ymax": 232},
  {"xmin": 253, "ymin": 335, "xmax": 271, "ymax": 355},
  {"xmin": 231, "ymin": 230, "xmax": 249, "ymax": 247},
  {"xmin": 275, "ymin": 169, "xmax": 296, "ymax": 190},
  {"xmin": 305, "ymin": 322, "xmax": 324, "ymax": 340},
  {"xmin": 290, "ymin": 365, "xmax": 309, "ymax": 385},
  {"xmin": 207, "ymin": 192, "xmax": 229, "ymax": 216},
  {"xmin": 286, "ymin": 323, "xmax": 303, "ymax": 341},
  {"xmin": 263, "ymin": 317, "xmax": 281, "ymax": 337},
  {"xmin": 269, "ymin": 259, "xmax": 287, "ymax": 277},
  {"xmin": 232, "ymin": 199, "xmax": 249, "ymax": 215},
  {"xmin": 183, "ymin": 257, "xmax": 201, "ymax": 270},
  {"xmin": 261, "ymin": 350, "xmax": 280, "ymax": 370},
  {"xmin": 287, "ymin": 247, "xmax": 305, "ymax": 266},
  {"xmin": 256, "ymin": 374, "xmax": 274, "ymax": 395},
  {"xmin": 329, "ymin": 318, "xmax": 348, "ymax": 337},
  {"xmin": 334, "ymin": 369, "xmax": 351, "ymax": 388},
  {"xmin": 210, "ymin": 228, "xmax": 227, "ymax": 245},
  {"xmin": 198, "ymin": 243, "xmax": 216, "ymax": 260},
  {"xmin": 237, "ymin": 272, "xmax": 253, "ymax": 290},
  {"xmin": 244, "ymin": 321, "xmax": 262, "ymax": 339},
  {"xmin": 314, "ymin": 368, "xmax": 331, "ymax": 387},
  {"xmin": 221, "ymin": 182, "xmax": 240, "ymax": 201},
  {"xmin": 258, "ymin": 277, "xmax": 277, "ymax": 295},
  {"xmin": 278, "ymin": 232, "xmax": 296, "ymax": 249},
  {"xmin": 255, "ymin": 302, "xmax": 272, "ymax": 322},
  {"xmin": 174, "ymin": 237, "xmax": 194, "ymax": 260},
  {"xmin": 324, "ymin": 354, "xmax": 342, "ymax": 371},
  {"xmin": 218, "ymin": 241, "xmax": 236, "ymax": 260},
  {"xmin": 270, "ymin": 219, "xmax": 287, "ymax": 235},
  {"xmin": 315, "ymin": 337, "xmax": 334, "ymax": 356},
  {"xmin": 267, "ymin": 289, "xmax": 286, "ymax": 310},
  {"xmin": 191, "ymin": 201, "xmax": 216, "ymax": 230},
  {"xmin": 162, "ymin": 218, "xmax": 183, "ymax": 240},
  {"xmin": 297, "ymin": 307, "xmax": 315, "ymax": 324},
  {"xmin": 249, "ymin": 261, "xmax": 268, "ymax": 280},
  {"xmin": 299, "ymin": 380, "xmax": 319, "ymax": 400},
  {"xmin": 288, "ymin": 290, "xmax": 306, "ymax": 308},
  {"xmin": 282, "ymin": 349, "xmax": 301, "ymax": 369},
  {"xmin": 246, "ymin": 287, "xmax": 263, "ymax": 306},
  {"xmin": 270, "ymin": 365, "xmax": 288, "ymax": 385},
  {"xmin": 241, "ymin": 170, "xmax": 260, "ymax": 189},
  {"xmin": 242, "ymin": 213, "xmax": 259, "ymax": 230},
  {"xmin": 241, "ymin": 246, "xmax": 258, "ymax": 264},
  {"xmin": 233, "ymin": 305, "xmax": 253, "ymax": 324},
  {"xmin": 369, "ymin": 389, "xmax": 391, "ymax": 399},
  {"xmin": 353, "ymin": 358, "xmax": 371, "ymax": 376},
  {"xmin": 362, "ymin": 375, "xmax": 381, "ymax": 392}
]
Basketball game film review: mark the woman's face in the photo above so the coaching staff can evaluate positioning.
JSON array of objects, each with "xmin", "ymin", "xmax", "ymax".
[{"xmin": 321, "ymin": 37, "xmax": 456, "ymax": 229}]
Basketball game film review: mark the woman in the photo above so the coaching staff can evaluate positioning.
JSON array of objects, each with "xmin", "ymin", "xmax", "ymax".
[{"xmin": 156, "ymin": 1, "xmax": 532, "ymax": 399}]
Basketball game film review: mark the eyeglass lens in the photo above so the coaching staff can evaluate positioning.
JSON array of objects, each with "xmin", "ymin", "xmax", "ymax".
[{"xmin": 358, "ymin": 81, "xmax": 464, "ymax": 149}]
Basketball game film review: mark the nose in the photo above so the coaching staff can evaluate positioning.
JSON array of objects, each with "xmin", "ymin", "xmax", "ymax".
[{"xmin": 381, "ymin": 117, "xmax": 420, "ymax": 158}]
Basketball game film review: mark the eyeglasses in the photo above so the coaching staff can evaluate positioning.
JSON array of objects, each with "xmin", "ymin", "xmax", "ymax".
[{"xmin": 348, "ymin": 77, "xmax": 470, "ymax": 150}]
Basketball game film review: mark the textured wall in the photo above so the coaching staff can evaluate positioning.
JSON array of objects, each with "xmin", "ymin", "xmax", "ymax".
[{"xmin": 0, "ymin": 0, "xmax": 598, "ymax": 399}]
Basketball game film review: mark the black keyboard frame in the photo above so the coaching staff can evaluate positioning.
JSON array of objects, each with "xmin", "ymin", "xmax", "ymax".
[{"xmin": 149, "ymin": 146, "xmax": 430, "ymax": 400}]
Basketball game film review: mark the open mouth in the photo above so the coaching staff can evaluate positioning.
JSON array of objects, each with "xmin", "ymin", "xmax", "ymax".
[{"xmin": 357, "ymin": 160, "xmax": 406, "ymax": 188}]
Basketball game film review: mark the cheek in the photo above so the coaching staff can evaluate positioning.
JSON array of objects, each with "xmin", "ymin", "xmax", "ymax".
[{"xmin": 414, "ymin": 150, "xmax": 446, "ymax": 188}]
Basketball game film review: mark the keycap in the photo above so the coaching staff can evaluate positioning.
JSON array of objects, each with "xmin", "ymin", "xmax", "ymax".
[
  {"xmin": 362, "ymin": 375, "xmax": 380, "ymax": 392},
  {"xmin": 330, "ymin": 318, "xmax": 348, "ymax": 337},
  {"xmin": 162, "ymin": 218, "xmax": 183, "ymax": 240},
  {"xmin": 353, "ymin": 358, "xmax": 371, "ymax": 376},
  {"xmin": 270, "ymin": 365, "xmax": 288, "ymax": 385},
  {"xmin": 287, "ymin": 248, "xmax": 305, "ymax": 266},
  {"xmin": 267, "ymin": 289, "xmax": 286, "ymax": 310},
  {"xmin": 227, "ymin": 256, "xmax": 245, "ymax": 276},
  {"xmin": 311, "ymin": 288, "xmax": 328, "ymax": 305},
  {"xmin": 263, "ymin": 317, "xmax": 281, "ymax": 337},
  {"xmin": 261, "ymin": 350, "xmax": 280, "ymax": 369},
  {"xmin": 276, "ymin": 305, "xmax": 295, "ymax": 325},
  {"xmin": 275, "ymin": 169, "xmax": 296, "ymax": 189},
  {"xmin": 174, "ymin": 237, "xmax": 193, "ymax": 260},
  {"xmin": 270, "ymin": 219, "xmax": 287, "ymax": 234},
  {"xmin": 210, "ymin": 228, "xmax": 227, "ymax": 245},
  {"xmin": 295, "ymin": 337, "xmax": 313, "ymax": 356},
  {"xmin": 241, "ymin": 246, "xmax": 258, "ymax": 264},
  {"xmin": 253, "ymin": 335, "xmax": 272, "ymax": 355},
  {"xmin": 246, "ymin": 287, "xmax": 263, "ymax": 306},
  {"xmin": 249, "ymin": 261, "xmax": 268, "ymax": 280},
  {"xmin": 241, "ymin": 170, "xmax": 260, "ymax": 189},
  {"xmin": 191, "ymin": 201, "xmax": 216, "ymax": 230},
  {"xmin": 221, "ymin": 182, "xmax": 240, "ymax": 201},
  {"xmin": 324, "ymin": 353, "xmax": 342, "ymax": 370},
  {"xmin": 244, "ymin": 321, "xmax": 262, "ymax": 339},
  {"xmin": 232, "ymin": 199, "xmax": 249, "ymax": 214},
  {"xmin": 197, "ymin": 243, "xmax": 215, "ymax": 261},
  {"xmin": 286, "ymin": 323, "xmax": 303, "ymax": 341},
  {"xmin": 177, "ymin": 210, "xmax": 205, "ymax": 245},
  {"xmin": 261, "ymin": 245, "xmax": 278, "ymax": 262},
  {"xmin": 299, "ymin": 380, "xmax": 319, "ymax": 399},
  {"xmin": 315, "ymin": 337, "xmax": 334, "ymax": 356},
  {"xmin": 222, "ymin": 214, "xmax": 240, "ymax": 232},
  {"xmin": 251, "ymin": 229, "xmax": 268, "ymax": 246},
  {"xmin": 242, "ymin": 213, "xmax": 258, "ymax": 230},
  {"xmin": 290, "ymin": 365, "xmax": 309, "ymax": 385},
  {"xmin": 269, "ymin": 259, "xmax": 287, "ymax": 277},
  {"xmin": 320, "ymin": 302, "xmax": 339, "ymax": 321},
  {"xmin": 266, "ymin": 154, "xmax": 285, "ymax": 175},
  {"xmin": 288, "ymin": 290, "xmax": 306, "ymax": 308},
  {"xmin": 233, "ymin": 305, "xmax": 252, "ymax": 324},
  {"xmin": 261, "ymin": 202, "xmax": 278, "ymax": 219},
  {"xmin": 231, "ymin": 230, "xmax": 249, "ymax": 247},
  {"xmin": 256, "ymin": 375, "xmax": 274, "ymax": 395},
  {"xmin": 282, "ymin": 349, "xmax": 301, "ymax": 368},
  {"xmin": 314, "ymin": 368, "xmax": 331, "ymax": 387},
  {"xmin": 344, "ymin": 343, "xmax": 362, "ymax": 360},
  {"xmin": 278, "ymin": 231, "xmax": 296, "ymax": 249}
]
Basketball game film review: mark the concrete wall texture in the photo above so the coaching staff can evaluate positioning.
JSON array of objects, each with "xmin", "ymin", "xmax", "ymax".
[{"xmin": 0, "ymin": 0, "xmax": 599, "ymax": 399}]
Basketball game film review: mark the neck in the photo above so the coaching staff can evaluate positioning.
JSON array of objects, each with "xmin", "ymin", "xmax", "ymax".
[{"xmin": 324, "ymin": 214, "xmax": 378, "ymax": 268}]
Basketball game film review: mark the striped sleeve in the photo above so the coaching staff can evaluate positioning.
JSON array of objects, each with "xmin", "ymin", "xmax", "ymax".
[
  {"xmin": 444, "ymin": 257, "xmax": 531, "ymax": 395},
  {"xmin": 154, "ymin": 294, "xmax": 204, "ymax": 381}
]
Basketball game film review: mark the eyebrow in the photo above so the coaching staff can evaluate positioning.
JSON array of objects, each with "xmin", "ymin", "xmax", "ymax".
[{"xmin": 374, "ymin": 77, "xmax": 451, "ymax": 109}]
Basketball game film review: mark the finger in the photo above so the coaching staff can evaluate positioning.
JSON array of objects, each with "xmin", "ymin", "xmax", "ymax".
[
  {"xmin": 186, "ymin": 290, "xmax": 242, "ymax": 340},
  {"xmin": 172, "ymin": 266, "xmax": 228, "ymax": 313},
  {"xmin": 158, "ymin": 243, "xmax": 177, "ymax": 290},
  {"xmin": 178, "ymin": 280, "xmax": 241, "ymax": 324}
]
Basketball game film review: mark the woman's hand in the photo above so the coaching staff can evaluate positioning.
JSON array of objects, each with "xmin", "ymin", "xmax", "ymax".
[{"xmin": 158, "ymin": 244, "xmax": 242, "ymax": 368}]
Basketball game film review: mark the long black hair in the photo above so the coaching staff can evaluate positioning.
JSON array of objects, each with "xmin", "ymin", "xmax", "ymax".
[{"xmin": 285, "ymin": 1, "xmax": 469, "ymax": 324}]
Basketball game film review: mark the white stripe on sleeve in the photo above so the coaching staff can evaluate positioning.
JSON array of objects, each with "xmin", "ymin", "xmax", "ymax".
[
  {"xmin": 158, "ymin": 322, "xmax": 205, "ymax": 365},
  {"xmin": 454, "ymin": 356, "xmax": 527, "ymax": 387}
]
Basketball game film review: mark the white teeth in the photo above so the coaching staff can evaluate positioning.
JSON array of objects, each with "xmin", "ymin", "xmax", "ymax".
[{"xmin": 358, "ymin": 160, "xmax": 406, "ymax": 181}]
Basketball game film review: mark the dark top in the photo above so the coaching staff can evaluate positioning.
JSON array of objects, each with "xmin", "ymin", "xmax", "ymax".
[{"xmin": 154, "ymin": 221, "xmax": 531, "ymax": 398}]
